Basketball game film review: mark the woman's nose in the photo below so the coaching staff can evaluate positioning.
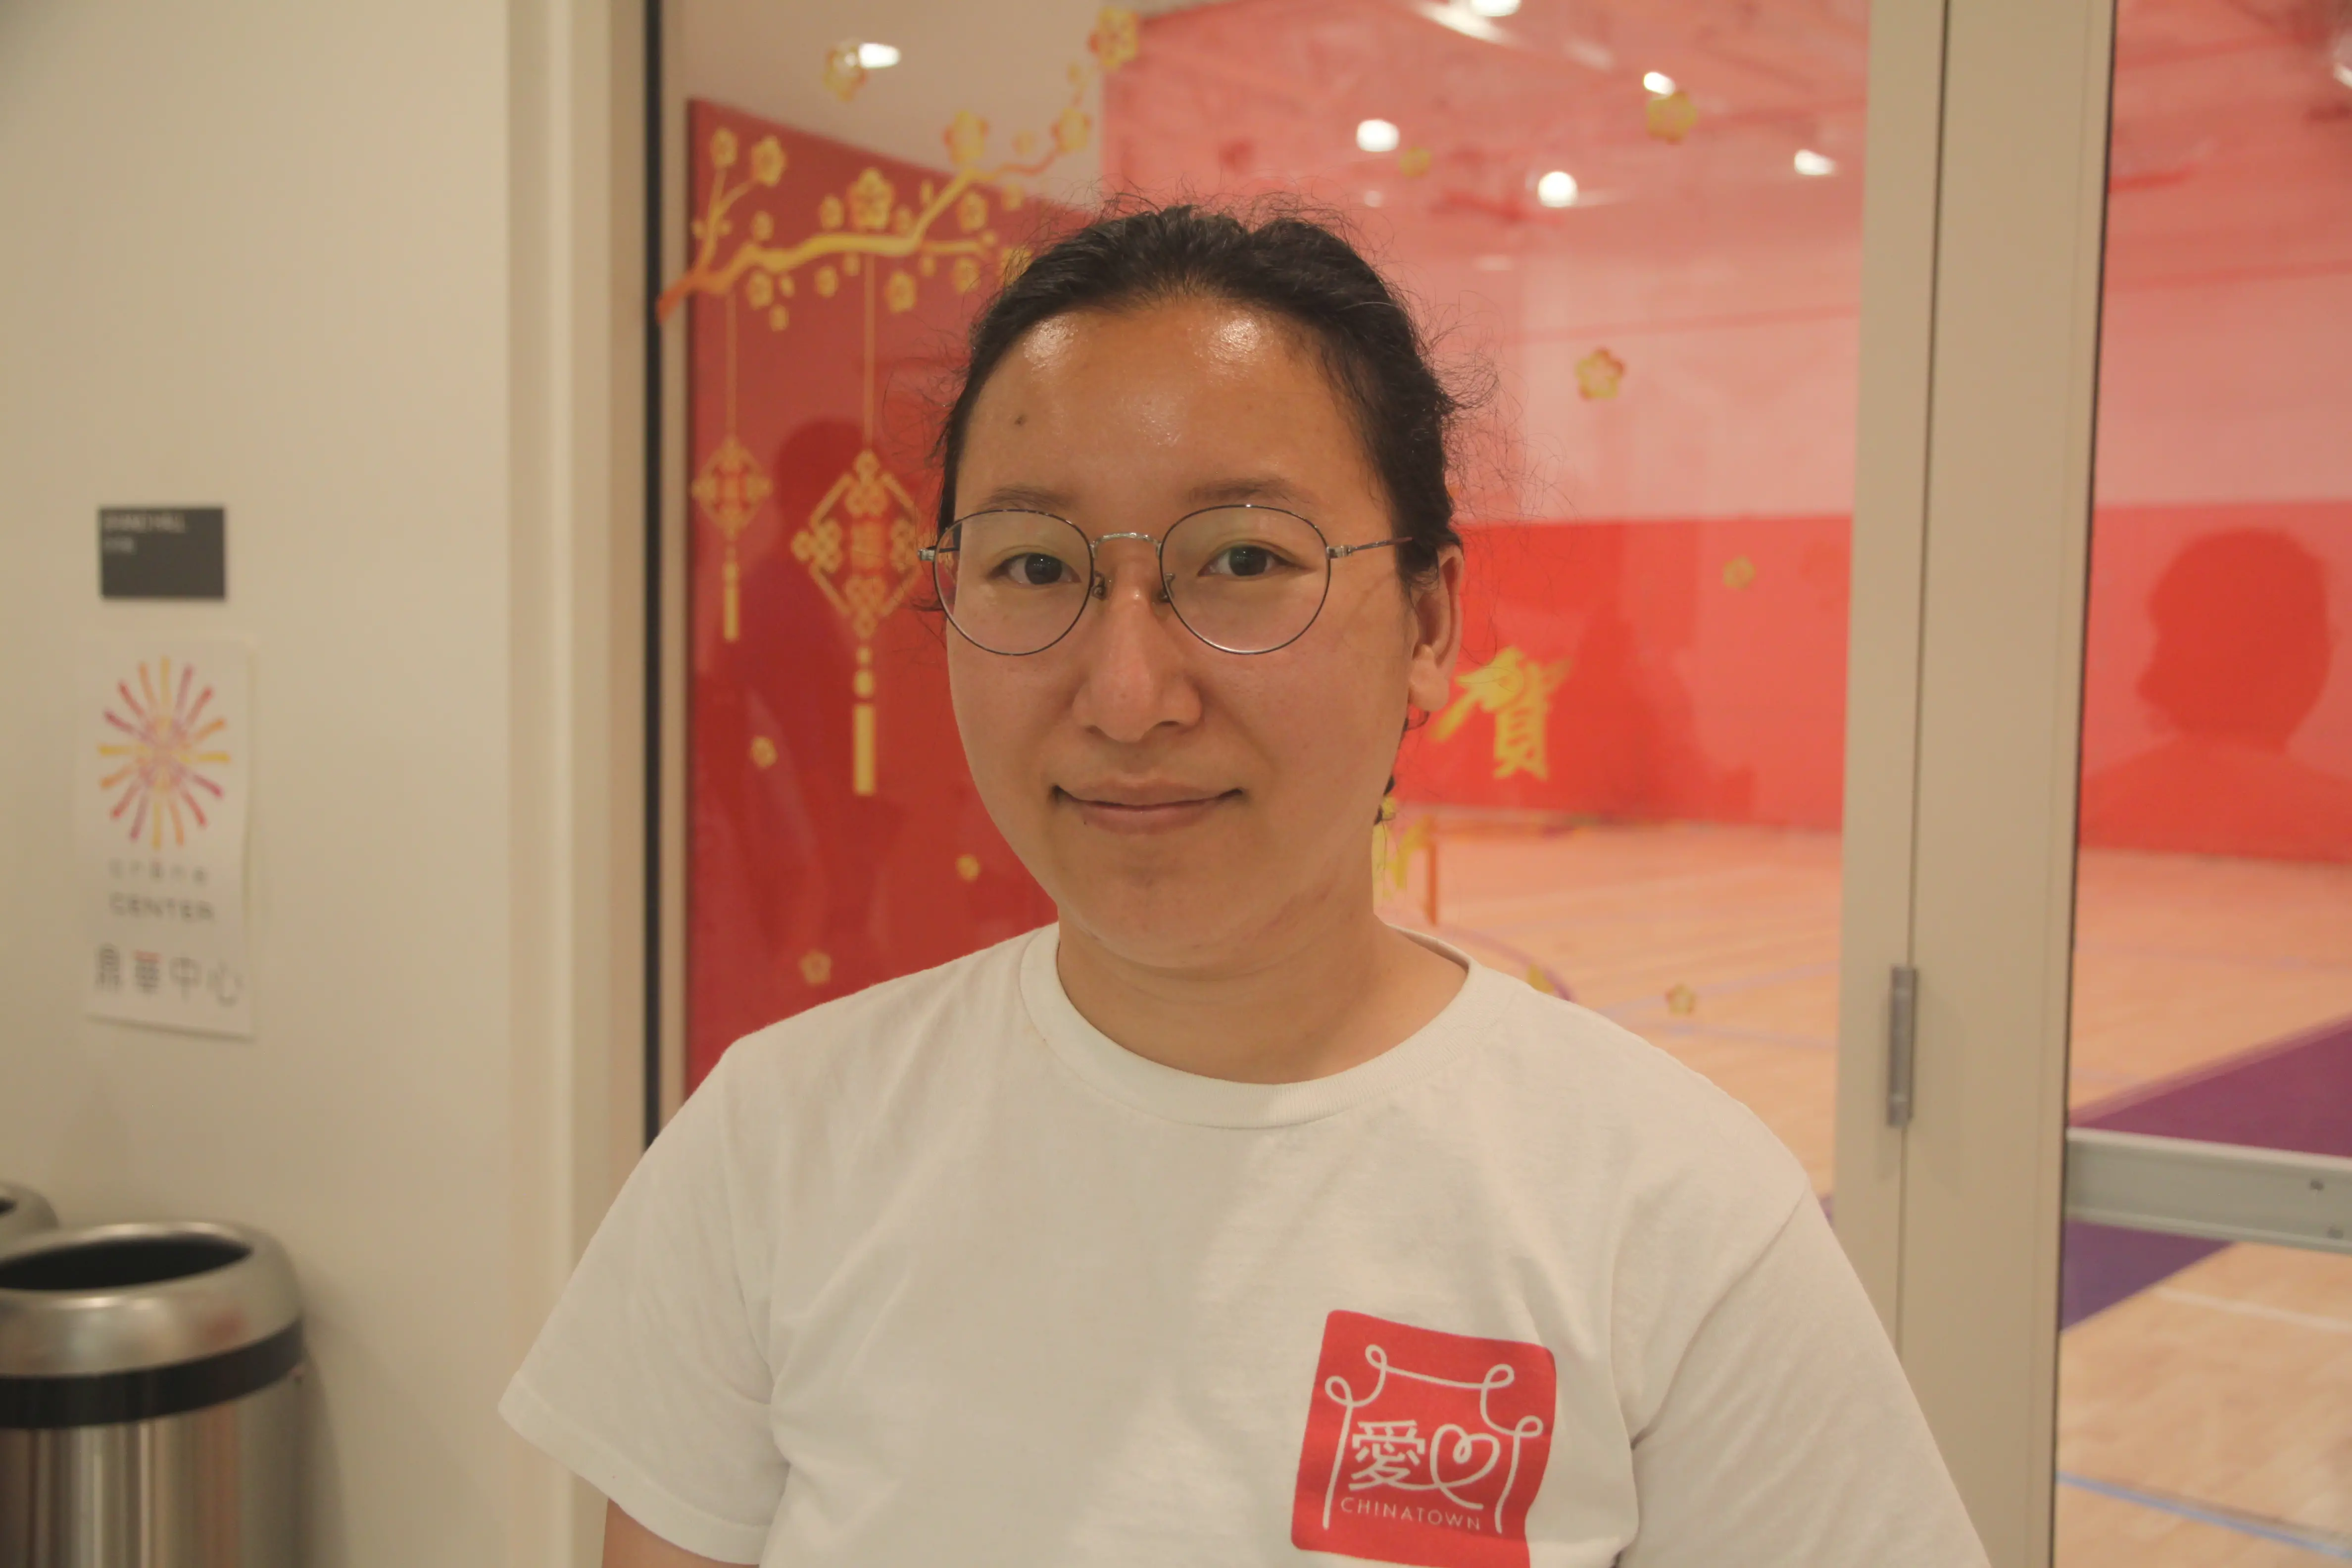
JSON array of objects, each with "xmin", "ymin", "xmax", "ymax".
[{"xmin": 1069, "ymin": 544, "xmax": 1200, "ymax": 742}]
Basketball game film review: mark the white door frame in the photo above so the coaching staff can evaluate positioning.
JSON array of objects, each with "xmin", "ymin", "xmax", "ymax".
[
  {"xmin": 1836, "ymin": 0, "xmax": 2118, "ymax": 1563},
  {"xmin": 1833, "ymin": 0, "xmax": 1956, "ymax": 1325}
]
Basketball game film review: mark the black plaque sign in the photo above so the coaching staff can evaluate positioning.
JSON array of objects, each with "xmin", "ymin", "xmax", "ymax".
[{"xmin": 99, "ymin": 507, "xmax": 227, "ymax": 600}]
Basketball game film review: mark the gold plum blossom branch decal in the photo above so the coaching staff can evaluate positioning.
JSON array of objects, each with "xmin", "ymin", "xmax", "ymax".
[
  {"xmin": 672, "ymin": 9, "xmax": 1138, "ymax": 798},
  {"xmin": 655, "ymin": 6, "xmax": 1136, "ymax": 326}
]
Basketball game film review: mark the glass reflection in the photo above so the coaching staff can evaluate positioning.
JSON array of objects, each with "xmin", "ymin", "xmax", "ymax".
[
  {"xmin": 676, "ymin": 0, "xmax": 1869, "ymax": 1198},
  {"xmin": 2059, "ymin": 0, "xmax": 2352, "ymax": 1558}
]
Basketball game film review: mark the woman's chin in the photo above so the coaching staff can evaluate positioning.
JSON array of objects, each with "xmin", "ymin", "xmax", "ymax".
[{"xmin": 1056, "ymin": 884, "xmax": 1284, "ymax": 975}]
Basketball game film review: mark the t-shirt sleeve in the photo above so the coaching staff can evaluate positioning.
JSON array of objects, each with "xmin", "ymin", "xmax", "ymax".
[
  {"xmin": 499, "ymin": 1050, "xmax": 783, "ymax": 1564},
  {"xmin": 1618, "ymin": 1194, "xmax": 1990, "ymax": 1568}
]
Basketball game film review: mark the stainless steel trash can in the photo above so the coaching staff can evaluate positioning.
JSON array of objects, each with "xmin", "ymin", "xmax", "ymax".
[
  {"xmin": 0, "ymin": 1223, "xmax": 301, "ymax": 1568},
  {"xmin": 0, "ymin": 1187, "xmax": 56, "ymax": 1250}
]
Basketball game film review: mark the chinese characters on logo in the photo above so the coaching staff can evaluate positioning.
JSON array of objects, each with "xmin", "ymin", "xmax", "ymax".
[{"xmin": 1293, "ymin": 1311, "xmax": 1557, "ymax": 1568}]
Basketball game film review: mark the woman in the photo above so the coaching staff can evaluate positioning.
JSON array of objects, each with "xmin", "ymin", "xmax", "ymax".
[{"xmin": 504, "ymin": 204, "xmax": 1987, "ymax": 1568}]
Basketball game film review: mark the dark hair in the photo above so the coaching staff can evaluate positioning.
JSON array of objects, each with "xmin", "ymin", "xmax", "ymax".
[{"xmin": 934, "ymin": 200, "xmax": 1468, "ymax": 589}]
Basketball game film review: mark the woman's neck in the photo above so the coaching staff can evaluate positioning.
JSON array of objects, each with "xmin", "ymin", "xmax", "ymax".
[{"xmin": 1053, "ymin": 894, "xmax": 1467, "ymax": 1085}]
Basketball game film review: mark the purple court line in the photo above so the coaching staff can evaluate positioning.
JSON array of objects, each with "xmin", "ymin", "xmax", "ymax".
[
  {"xmin": 2076, "ymin": 938, "xmax": 2352, "ymax": 976},
  {"xmin": 1642, "ymin": 1022, "xmax": 1837, "ymax": 1051},
  {"xmin": 1601, "ymin": 960, "xmax": 1841, "ymax": 1025},
  {"xmin": 2071, "ymin": 1011, "xmax": 2352, "ymax": 1127},
  {"xmin": 2058, "ymin": 1473, "xmax": 2352, "ymax": 1561},
  {"xmin": 2063, "ymin": 1011, "xmax": 2352, "ymax": 1325},
  {"xmin": 1430, "ymin": 923, "xmax": 1575, "ymax": 1002}
]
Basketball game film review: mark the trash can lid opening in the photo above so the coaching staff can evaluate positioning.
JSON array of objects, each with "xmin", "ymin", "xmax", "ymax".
[{"xmin": 0, "ymin": 1235, "xmax": 250, "ymax": 1292}]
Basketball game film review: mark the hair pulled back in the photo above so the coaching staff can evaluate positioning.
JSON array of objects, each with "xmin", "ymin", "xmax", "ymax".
[{"xmin": 935, "ymin": 200, "xmax": 1467, "ymax": 588}]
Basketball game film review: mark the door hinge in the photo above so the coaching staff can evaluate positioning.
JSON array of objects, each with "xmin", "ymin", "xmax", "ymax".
[{"xmin": 1886, "ymin": 964, "xmax": 1919, "ymax": 1128}]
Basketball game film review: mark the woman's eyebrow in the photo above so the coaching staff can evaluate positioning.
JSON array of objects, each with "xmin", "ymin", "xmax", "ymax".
[
  {"xmin": 965, "ymin": 477, "xmax": 1315, "ymax": 516},
  {"xmin": 1182, "ymin": 476, "xmax": 1312, "ymax": 508},
  {"xmin": 967, "ymin": 484, "xmax": 1074, "ymax": 514}
]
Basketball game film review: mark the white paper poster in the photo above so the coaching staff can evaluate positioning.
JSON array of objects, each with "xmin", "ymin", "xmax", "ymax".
[{"xmin": 77, "ymin": 639, "xmax": 253, "ymax": 1036}]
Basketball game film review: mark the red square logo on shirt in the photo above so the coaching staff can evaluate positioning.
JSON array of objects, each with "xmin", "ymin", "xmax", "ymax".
[{"xmin": 1292, "ymin": 1310, "xmax": 1557, "ymax": 1568}]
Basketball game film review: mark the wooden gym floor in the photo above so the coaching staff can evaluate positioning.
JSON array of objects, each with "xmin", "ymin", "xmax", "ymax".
[{"xmin": 1378, "ymin": 817, "xmax": 2352, "ymax": 1565}]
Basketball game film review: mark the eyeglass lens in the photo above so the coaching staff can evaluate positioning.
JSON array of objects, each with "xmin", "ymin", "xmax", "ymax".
[{"xmin": 933, "ymin": 508, "xmax": 1336, "ymax": 655}]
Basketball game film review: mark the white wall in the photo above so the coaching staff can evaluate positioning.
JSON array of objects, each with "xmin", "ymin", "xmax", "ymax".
[{"xmin": 0, "ymin": 4, "xmax": 637, "ymax": 1565}]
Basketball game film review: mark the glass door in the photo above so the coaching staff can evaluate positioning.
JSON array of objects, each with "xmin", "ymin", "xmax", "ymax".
[
  {"xmin": 2053, "ymin": 0, "xmax": 2352, "ymax": 1560},
  {"xmin": 660, "ymin": 0, "xmax": 1905, "ymax": 1251}
]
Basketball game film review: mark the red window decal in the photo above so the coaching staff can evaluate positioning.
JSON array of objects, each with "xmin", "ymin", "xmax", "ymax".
[{"xmin": 1292, "ymin": 1311, "xmax": 1557, "ymax": 1568}]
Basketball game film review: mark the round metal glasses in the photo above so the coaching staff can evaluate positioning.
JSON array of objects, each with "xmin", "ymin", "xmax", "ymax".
[{"xmin": 920, "ymin": 505, "xmax": 1411, "ymax": 656}]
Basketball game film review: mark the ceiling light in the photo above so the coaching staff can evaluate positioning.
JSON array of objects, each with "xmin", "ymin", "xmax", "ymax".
[
  {"xmin": 1536, "ymin": 169, "xmax": 1579, "ymax": 207},
  {"xmin": 1793, "ymin": 148, "xmax": 1837, "ymax": 177},
  {"xmin": 1643, "ymin": 70, "xmax": 1677, "ymax": 96},
  {"xmin": 1418, "ymin": 2, "xmax": 1506, "ymax": 43},
  {"xmin": 856, "ymin": 41, "xmax": 901, "ymax": 68},
  {"xmin": 1357, "ymin": 118, "xmax": 1402, "ymax": 153},
  {"xmin": 1468, "ymin": 0, "xmax": 1522, "ymax": 15}
]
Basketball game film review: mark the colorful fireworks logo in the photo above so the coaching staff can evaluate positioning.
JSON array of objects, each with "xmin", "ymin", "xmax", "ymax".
[{"xmin": 98, "ymin": 657, "xmax": 229, "ymax": 848}]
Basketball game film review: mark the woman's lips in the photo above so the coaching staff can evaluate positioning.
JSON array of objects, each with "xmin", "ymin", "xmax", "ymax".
[{"xmin": 1057, "ymin": 786, "xmax": 1239, "ymax": 833}]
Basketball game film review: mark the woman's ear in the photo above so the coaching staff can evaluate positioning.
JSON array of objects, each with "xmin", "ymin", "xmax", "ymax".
[{"xmin": 1404, "ymin": 545, "xmax": 1465, "ymax": 715}]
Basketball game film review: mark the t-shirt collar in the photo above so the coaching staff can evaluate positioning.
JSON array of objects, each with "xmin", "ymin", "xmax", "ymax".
[{"xmin": 1018, "ymin": 923, "xmax": 1509, "ymax": 1128}]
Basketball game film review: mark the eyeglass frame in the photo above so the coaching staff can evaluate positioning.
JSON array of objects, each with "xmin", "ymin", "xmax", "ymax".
[{"xmin": 918, "ymin": 503, "xmax": 1413, "ymax": 657}]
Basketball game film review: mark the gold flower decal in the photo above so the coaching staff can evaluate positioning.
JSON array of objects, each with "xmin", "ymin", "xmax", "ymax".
[
  {"xmin": 1053, "ymin": 104, "xmax": 1093, "ymax": 155},
  {"xmin": 815, "ymin": 265, "xmax": 839, "ymax": 298},
  {"xmin": 944, "ymin": 110, "xmax": 989, "ymax": 169},
  {"xmin": 884, "ymin": 271, "xmax": 917, "ymax": 314},
  {"xmin": 1399, "ymin": 146, "xmax": 1433, "ymax": 178},
  {"xmin": 746, "ymin": 272, "xmax": 774, "ymax": 308},
  {"xmin": 710, "ymin": 127, "xmax": 738, "ymax": 170},
  {"xmin": 1575, "ymin": 347, "xmax": 1627, "ymax": 400},
  {"xmin": 750, "ymin": 135, "xmax": 786, "ymax": 187},
  {"xmin": 847, "ymin": 168, "xmax": 895, "ymax": 232},
  {"xmin": 957, "ymin": 190, "xmax": 989, "ymax": 233},
  {"xmin": 750, "ymin": 211, "xmax": 773, "ymax": 240},
  {"xmin": 1089, "ymin": 6, "xmax": 1140, "ymax": 72},
  {"xmin": 823, "ymin": 43, "xmax": 865, "ymax": 101},
  {"xmin": 951, "ymin": 256, "xmax": 981, "ymax": 295},
  {"xmin": 818, "ymin": 194, "xmax": 844, "ymax": 231},
  {"xmin": 799, "ymin": 949, "xmax": 833, "ymax": 986},
  {"xmin": 769, "ymin": 306, "xmax": 788, "ymax": 332},
  {"xmin": 1646, "ymin": 89, "xmax": 1699, "ymax": 144}
]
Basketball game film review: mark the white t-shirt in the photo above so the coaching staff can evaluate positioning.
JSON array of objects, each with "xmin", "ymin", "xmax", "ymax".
[{"xmin": 502, "ymin": 927, "xmax": 1986, "ymax": 1568}]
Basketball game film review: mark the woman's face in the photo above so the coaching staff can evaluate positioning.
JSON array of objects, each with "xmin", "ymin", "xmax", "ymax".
[{"xmin": 947, "ymin": 297, "xmax": 1462, "ymax": 972}]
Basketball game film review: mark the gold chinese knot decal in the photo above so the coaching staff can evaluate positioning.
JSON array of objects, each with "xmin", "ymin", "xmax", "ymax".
[
  {"xmin": 1432, "ymin": 647, "xmax": 1572, "ymax": 781},
  {"xmin": 690, "ymin": 435, "xmax": 771, "ymax": 641},
  {"xmin": 792, "ymin": 450, "xmax": 924, "ymax": 795}
]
